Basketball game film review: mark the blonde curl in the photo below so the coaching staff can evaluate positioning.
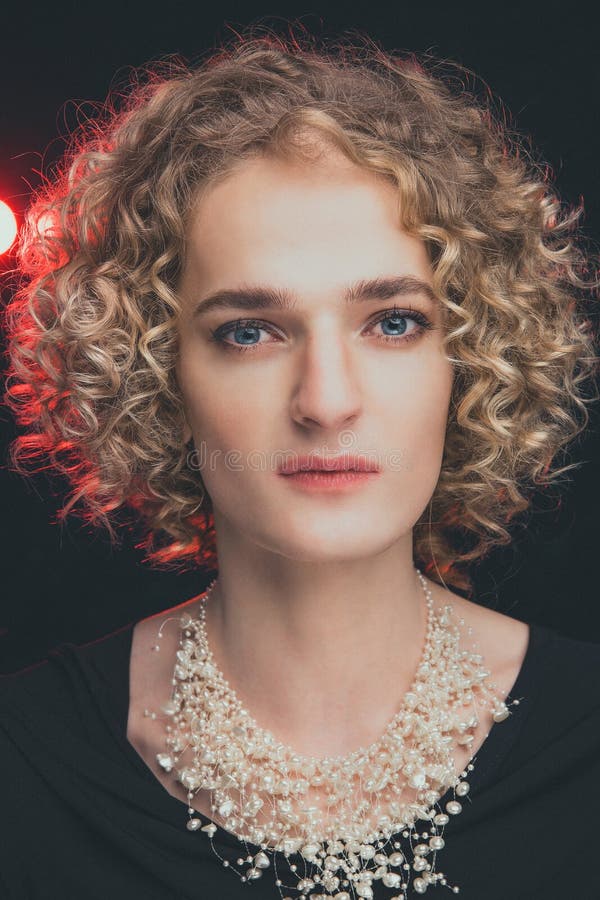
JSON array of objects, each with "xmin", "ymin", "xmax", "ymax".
[{"xmin": 3, "ymin": 25, "xmax": 599, "ymax": 594}]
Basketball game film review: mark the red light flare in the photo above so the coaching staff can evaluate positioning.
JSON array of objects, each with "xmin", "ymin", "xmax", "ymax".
[{"xmin": 0, "ymin": 200, "xmax": 17, "ymax": 254}]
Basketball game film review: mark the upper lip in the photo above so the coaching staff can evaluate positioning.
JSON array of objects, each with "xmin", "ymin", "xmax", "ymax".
[{"xmin": 278, "ymin": 454, "xmax": 380, "ymax": 474}]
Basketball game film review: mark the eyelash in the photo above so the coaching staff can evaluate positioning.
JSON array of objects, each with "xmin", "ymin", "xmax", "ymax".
[{"xmin": 208, "ymin": 306, "xmax": 434, "ymax": 354}]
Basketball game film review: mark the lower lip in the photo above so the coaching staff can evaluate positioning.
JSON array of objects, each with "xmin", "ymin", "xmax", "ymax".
[{"xmin": 279, "ymin": 470, "xmax": 379, "ymax": 492}]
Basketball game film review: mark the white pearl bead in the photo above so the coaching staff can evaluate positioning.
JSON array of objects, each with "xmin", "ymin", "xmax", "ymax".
[
  {"xmin": 156, "ymin": 753, "xmax": 173, "ymax": 771},
  {"xmin": 493, "ymin": 705, "xmax": 510, "ymax": 722},
  {"xmin": 446, "ymin": 800, "xmax": 462, "ymax": 815},
  {"xmin": 152, "ymin": 566, "xmax": 514, "ymax": 900},
  {"xmin": 246, "ymin": 867, "xmax": 262, "ymax": 880}
]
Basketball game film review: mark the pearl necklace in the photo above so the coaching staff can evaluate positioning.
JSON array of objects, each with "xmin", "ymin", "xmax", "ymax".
[{"xmin": 146, "ymin": 569, "xmax": 520, "ymax": 898}]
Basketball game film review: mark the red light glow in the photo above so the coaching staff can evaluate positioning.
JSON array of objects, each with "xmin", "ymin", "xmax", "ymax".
[{"xmin": 0, "ymin": 200, "xmax": 17, "ymax": 254}]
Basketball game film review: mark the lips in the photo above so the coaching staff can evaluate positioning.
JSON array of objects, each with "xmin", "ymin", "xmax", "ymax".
[{"xmin": 278, "ymin": 454, "xmax": 379, "ymax": 475}]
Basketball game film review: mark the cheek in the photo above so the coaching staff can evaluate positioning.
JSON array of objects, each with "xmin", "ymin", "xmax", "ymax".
[
  {"xmin": 392, "ymin": 369, "xmax": 452, "ymax": 476},
  {"xmin": 186, "ymin": 389, "xmax": 268, "ymax": 458},
  {"xmin": 177, "ymin": 353, "xmax": 237, "ymax": 433}
]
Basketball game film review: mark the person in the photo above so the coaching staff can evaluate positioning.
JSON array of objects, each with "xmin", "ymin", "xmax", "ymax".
[{"xmin": 2, "ymin": 26, "xmax": 600, "ymax": 900}]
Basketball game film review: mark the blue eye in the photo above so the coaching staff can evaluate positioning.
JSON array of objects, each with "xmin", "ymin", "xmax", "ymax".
[
  {"xmin": 212, "ymin": 321, "xmax": 268, "ymax": 350},
  {"xmin": 370, "ymin": 309, "xmax": 431, "ymax": 342},
  {"xmin": 208, "ymin": 307, "xmax": 433, "ymax": 354}
]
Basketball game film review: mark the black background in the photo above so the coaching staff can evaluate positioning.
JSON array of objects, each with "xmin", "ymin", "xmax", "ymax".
[{"xmin": 1, "ymin": 1, "xmax": 598, "ymax": 673}]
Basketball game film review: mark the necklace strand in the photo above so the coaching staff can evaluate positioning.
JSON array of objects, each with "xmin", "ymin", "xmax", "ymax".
[{"xmin": 145, "ymin": 568, "xmax": 520, "ymax": 898}]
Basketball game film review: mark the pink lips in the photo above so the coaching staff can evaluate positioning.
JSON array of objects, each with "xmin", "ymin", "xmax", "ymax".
[
  {"xmin": 278, "ymin": 454, "xmax": 380, "ymax": 475},
  {"xmin": 278, "ymin": 454, "xmax": 380, "ymax": 492}
]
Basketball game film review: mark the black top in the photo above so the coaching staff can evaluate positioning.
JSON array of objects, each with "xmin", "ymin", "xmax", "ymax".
[{"xmin": 1, "ymin": 617, "xmax": 600, "ymax": 900}]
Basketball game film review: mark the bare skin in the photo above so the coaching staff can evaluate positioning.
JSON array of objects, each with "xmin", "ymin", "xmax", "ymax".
[
  {"xmin": 126, "ymin": 578, "xmax": 530, "ymax": 822},
  {"xmin": 125, "ymin": 145, "xmax": 531, "ymax": 826}
]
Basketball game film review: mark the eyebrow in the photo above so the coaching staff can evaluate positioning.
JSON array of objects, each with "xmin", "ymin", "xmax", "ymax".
[{"xmin": 191, "ymin": 275, "xmax": 438, "ymax": 318}]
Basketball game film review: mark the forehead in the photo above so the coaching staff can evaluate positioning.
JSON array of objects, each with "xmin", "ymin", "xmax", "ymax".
[
  {"xmin": 182, "ymin": 152, "xmax": 433, "ymax": 296},
  {"xmin": 190, "ymin": 151, "xmax": 396, "ymax": 234}
]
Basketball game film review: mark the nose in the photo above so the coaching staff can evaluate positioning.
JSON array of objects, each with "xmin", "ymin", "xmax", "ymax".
[{"xmin": 289, "ymin": 326, "xmax": 363, "ymax": 431}]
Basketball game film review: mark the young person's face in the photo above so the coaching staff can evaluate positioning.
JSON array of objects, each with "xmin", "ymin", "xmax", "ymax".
[{"xmin": 176, "ymin": 147, "xmax": 454, "ymax": 561}]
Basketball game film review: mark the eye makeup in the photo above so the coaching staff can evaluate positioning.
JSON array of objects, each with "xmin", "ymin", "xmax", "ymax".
[{"xmin": 207, "ymin": 306, "xmax": 434, "ymax": 355}]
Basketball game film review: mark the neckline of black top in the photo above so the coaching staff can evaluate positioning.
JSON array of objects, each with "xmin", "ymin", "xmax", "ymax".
[{"xmin": 71, "ymin": 615, "xmax": 553, "ymax": 854}]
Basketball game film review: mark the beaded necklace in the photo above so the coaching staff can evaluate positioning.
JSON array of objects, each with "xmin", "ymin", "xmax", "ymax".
[{"xmin": 146, "ymin": 568, "xmax": 520, "ymax": 898}]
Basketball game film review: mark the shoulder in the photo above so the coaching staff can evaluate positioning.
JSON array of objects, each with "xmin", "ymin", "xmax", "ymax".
[
  {"xmin": 0, "ymin": 620, "xmax": 135, "ymax": 747},
  {"xmin": 422, "ymin": 576, "xmax": 531, "ymax": 693},
  {"xmin": 127, "ymin": 592, "xmax": 205, "ymax": 741},
  {"xmin": 0, "ymin": 653, "xmax": 72, "ymax": 774},
  {"xmin": 0, "ymin": 655, "xmax": 56, "ymax": 711},
  {"xmin": 424, "ymin": 574, "xmax": 600, "ymax": 686},
  {"xmin": 425, "ymin": 577, "xmax": 600, "ymax": 773},
  {"xmin": 129, "ymin": 592, "xmax": 205, "ymax": 690},
  {"xmin": 427, "ymin": 576, "xmax": 600, "ymax": 740}
]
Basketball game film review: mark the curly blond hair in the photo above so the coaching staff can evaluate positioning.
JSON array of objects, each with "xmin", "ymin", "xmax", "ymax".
[{"xmin": 3, "ymin": 26, "xmax": 599, "ymax": 595}]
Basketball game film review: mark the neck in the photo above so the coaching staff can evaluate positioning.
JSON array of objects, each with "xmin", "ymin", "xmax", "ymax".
[{"xmin": 201, "ymin": 518, "xmax": 430, "ymax": 759}]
